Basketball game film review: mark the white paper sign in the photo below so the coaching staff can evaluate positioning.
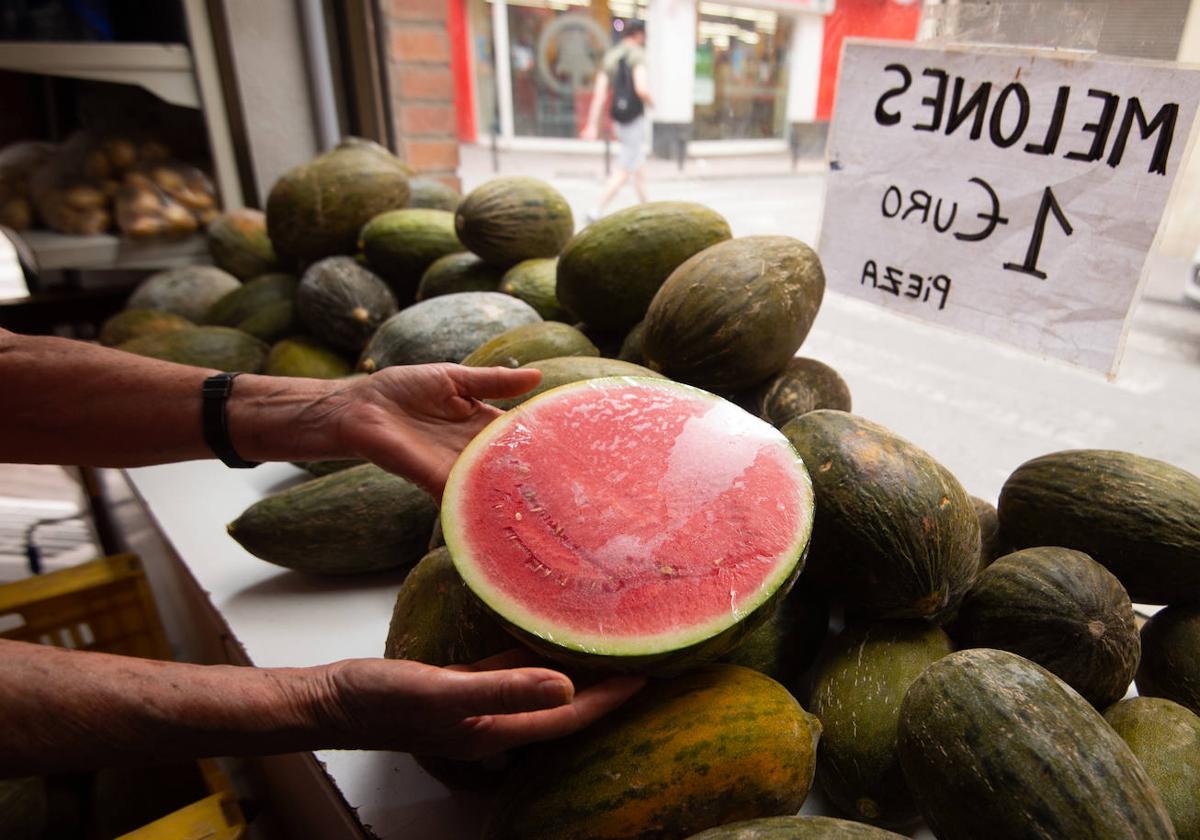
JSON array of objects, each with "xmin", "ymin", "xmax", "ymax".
[{"xmin": 819, "ymin": 40, "xmax": 1200, "ymax": 374}]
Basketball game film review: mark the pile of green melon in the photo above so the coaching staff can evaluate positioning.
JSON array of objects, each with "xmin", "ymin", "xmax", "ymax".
[{"xmin": 112, "ymin": 138, "xmax": 1199, "ymax": 839}]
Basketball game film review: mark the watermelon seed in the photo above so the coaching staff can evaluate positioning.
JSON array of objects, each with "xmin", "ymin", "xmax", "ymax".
[
  {"xmin": 515, "ymin": 512, "xmax": 523, "ymax": 520},
  {"xmin": 660, "ymin": 566, "xmax": 675, "ymax": 576}
]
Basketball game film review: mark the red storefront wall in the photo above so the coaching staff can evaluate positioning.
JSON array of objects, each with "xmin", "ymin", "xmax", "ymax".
[{"xmin": 817, "ymin": 0, "xmax": 922, "ymax": 121}]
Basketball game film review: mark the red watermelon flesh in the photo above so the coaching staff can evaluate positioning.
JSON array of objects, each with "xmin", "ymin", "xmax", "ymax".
[{"xmin": 442, "ymin": 376, "xmax": 814, "ymax": 670}]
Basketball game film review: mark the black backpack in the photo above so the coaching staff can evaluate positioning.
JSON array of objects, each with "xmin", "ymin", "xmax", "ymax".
[{"xmin": 609, "ymin": 55, "xmax": 644, "ymax": 124}]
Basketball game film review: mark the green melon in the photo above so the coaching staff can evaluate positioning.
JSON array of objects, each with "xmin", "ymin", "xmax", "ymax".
[
  {"xmin": 1105, "ymin": 697, "xmax": 1200, "ymax": 840},
  {"xmin": 499, "ymin": 258, "xmax": 573, "ymax": 321},
  {"xmin": 265, "ymin": 336, "xmax": 352, "ymax": 378},
  {"xmin": 753, "ymin": 357, "xmax": 852, "ymax": 428},
  {"xmin": 204, "ymin": 272, "xmax": 297, "ymax": 326},
  {"xmin": 455, "ymin": 177, "xmax": 573, "ymax": 266},
  {"xmin": 897, "ymin": 648, "xmax": 1175, "ymax": 840},
  {"xmin": 416, "ymin": 252, "xmax": 505, "ymax": 301},
  {"xmin": 359, "ymin": 291, "xmax": 541, "ymax": 371},
  {"xmin": 488, "ymin": 665, "xmax": 822, "ymax": 840},
  {"xmin": 617, "ymin": 320, "xmax": 647, "ymax": 365},
  {"xmin": 118, "ymin": 326, "xmax": 268, "ymax": 372},
  {"xmin": 461, "ymin": 321, "xmax": 598, "ymax": 369},
  {"xmin": 718, "ymin": 578, "xmax": 828, "ymax": 686},
  {"xmin": 359, "ymin": 208, "xmax": 464, "ymax": 301},
  {"xmin": 296, "ymin": 256, "xmax": 398, "ymax": 354},
  {"xmin": 950, "ymin": 547, "xmax": 1139, "ymax": 708},
  {"xmin": 809, "ymin": 620, "xmax": 954, "ymax": 828},
  {"xmin": 406, "ymin": 176, "xmax": 462, "ymax": 211},
  {"xmin": 99, "ymin": 308, "xmax": 193, "ymax": 347},
  {"xmin": 971, "ymin": 495, "xmax": 1001, "ymax": 570},
  {"xmin": 126, "ymin": 266, "xmax": 242, "ymax": 322},
  {"xmin": 684, "ymin": 816, "xmax": 908, "ymax": 839},
  {"xmin": 487, "ymin": 356, "xmax": 665, "ymax": 410},
  {"xmin": 1137, "ymin": 604, "xmax": 1200, "ymax": 716},
  {"xmin": 781, "ymin": 411, "xmax": 980, "ymax": 622},
  {"xmin": 997, "ymin": 449, "xmax": 1200, "ymax": 605},
  {"xmin": 235, "ymin": 299, "xmax": 298, "ymax": 343},
  {"xmin": 643, "ymin": 236, "xmax": 826, "ymax": 392},
  {"xmin": 556, "ymin": 202, "xmax": 732, "ymax": 332},
  {"xmin": 266, "ymin": 137, "xmax": 410, "ymax": 263},
  {"xmin": 226, "ymin": 463, "xmax": 437, "ymax": 575},
  {"xmin": 206, "ymin": 208, "xmax": 280, "ymax": 279}
]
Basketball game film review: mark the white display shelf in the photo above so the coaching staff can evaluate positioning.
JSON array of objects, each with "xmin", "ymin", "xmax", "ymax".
[
  {"xmin": 0, "ymin": 41, "xmax": 198, "ymax": 108},
  {"xmin": 22, "ymin": 229, "xmax": 208, "ymax": 272}
]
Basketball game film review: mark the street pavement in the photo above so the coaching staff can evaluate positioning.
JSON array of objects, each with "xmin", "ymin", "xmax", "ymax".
[{"xmin": 461, "ymin": 144, "xmax": 1200, "ymax": 506}]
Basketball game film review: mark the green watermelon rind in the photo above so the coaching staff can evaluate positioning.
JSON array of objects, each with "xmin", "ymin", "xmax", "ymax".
[{"xmin": 442, "ymin": 376, "xmax": 814, "ymax": 670}]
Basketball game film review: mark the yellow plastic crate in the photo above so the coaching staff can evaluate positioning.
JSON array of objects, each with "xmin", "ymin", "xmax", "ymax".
[
  {"xmin": 0, "ymin": 553, "xmax": 171, "ymax": 660},
  {"xmin": 0, "ymin": 554, "xmax": 246, "ymax": 838}
]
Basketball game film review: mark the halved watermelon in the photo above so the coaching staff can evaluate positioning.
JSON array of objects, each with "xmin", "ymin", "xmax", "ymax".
[{"xmin": 442, "ymin": 377, "xmax": 815, "ymax": 672}]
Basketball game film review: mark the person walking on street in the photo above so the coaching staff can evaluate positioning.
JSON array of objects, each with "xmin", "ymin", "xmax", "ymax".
[{"xmin": 580, "ymin": 19, "xmax": 653, "ymax": 222}]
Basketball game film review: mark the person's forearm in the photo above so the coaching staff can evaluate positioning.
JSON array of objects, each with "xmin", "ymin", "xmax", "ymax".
[
  {"xmin": 0, "ymin": 329, "xmax": 350, "ymax": 467},
  {"xmin": 0, "ymin": 639, "xmax": 323, "ymax": 776},
  {"xmin": 585, "ymin": 73, "xmax": 608, "ymax": 130}
]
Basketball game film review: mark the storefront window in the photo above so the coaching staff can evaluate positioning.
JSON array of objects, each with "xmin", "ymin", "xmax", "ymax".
[
  {"xmin": 693, "ymin": 3, "xmax": 793, "ymax": 141},
  {"xmin": 503, "ymin": 0, "xmax": 647, "ymax": 139}
]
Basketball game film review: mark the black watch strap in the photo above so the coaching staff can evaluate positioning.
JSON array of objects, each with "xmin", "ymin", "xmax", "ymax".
[{"xmin": 201, "ymin": 372, "xmax": 261, "ymax": 469}]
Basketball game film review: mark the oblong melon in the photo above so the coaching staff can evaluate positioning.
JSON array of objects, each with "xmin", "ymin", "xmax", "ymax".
[
  {"xmin": 461, "ymin": 322, "xmax": 598, "ymax": 369},
  {"xmin": 686, "ymin": 816, "xmax": 908, "ymax": 840},
  {"xmin": 360, "ymin": 207, "xmax": 464, "ymax": 301},
  {"xmin": 296, "ymin": 256, "xmax": 398, "ymax": 354},
  {"xmin": 206, "ymin": 208, "xmax": 280, "ymax": 279},
  {"xmin": 127, "ymin": 266, "xmax": 242, "ymax": 323},
  {"xmin": 204, "ymin": 272, "xmax": 297, "ymax": 327},
  {"xmin": 359, "ymin": 291, "xmax": 541, "ymax": 371},
  {"xmin": 118, "ymin": 326, "xmax": 268, "ymax": 373},
  {"xmin": 443, "ymin": 377, "xmax": 815, "ymax": 673},
  {"xmin": 487, "ymin": 355, "xmax": 665, "ymax": 411},
  {"xmin": 499, "ymin": 258, "xmax": 572, "ymax": 322},
  {"xmin": 416, "ymin": 252, "xmax": 504, "ymax": 301},
  {"xmin": 406, "ymin": 177, "xmax": 462, "ymax": 211},
  {"xmin": 99, "ymin": 308, "xmax": 192, "ymax": 347},
  {"xmin": 265, "ymin": 336, "xmax": 351, "ymax": 379}
]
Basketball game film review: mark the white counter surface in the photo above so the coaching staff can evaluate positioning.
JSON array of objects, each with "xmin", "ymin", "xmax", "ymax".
[{"xmin": 123, "ymin": 290, "xmax": 1194, "ymax": 839}]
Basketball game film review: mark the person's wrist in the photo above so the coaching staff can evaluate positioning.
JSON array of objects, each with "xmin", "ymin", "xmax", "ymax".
[{"xmin": 225, "ymin": 374, "xmax": 349, "ymax": 463}]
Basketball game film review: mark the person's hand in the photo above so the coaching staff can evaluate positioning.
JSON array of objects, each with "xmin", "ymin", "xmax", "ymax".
[
  {"xmin": 305, "ymin": 650, "xmax": 645, "ymax": 759},
  {"xmin": 330, "ymin": 363, "xmax": 541, "ymax": 500}
]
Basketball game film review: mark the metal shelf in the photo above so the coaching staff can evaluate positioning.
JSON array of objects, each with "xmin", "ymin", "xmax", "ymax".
[
  {"xmin": 23, "ymin": 230, "xmax": 209, "ymax": 272},
  {"xmin": 0, "ymin": 41, "xmax": 198, "ymax": 108}
]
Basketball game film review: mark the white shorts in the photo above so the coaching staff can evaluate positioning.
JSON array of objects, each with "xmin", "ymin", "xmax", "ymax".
[{"xmin": 615, "ymin": 116, "xmax": 646, "ymax": 172}]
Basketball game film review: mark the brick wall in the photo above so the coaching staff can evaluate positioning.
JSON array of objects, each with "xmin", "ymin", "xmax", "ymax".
[{"xmin": 385, "ymin": 0, "xmax": 460, "ymax": 188}]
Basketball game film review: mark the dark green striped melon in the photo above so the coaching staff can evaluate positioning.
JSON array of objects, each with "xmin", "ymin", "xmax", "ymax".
[
  {"xmin": 782, "ymin": 411, "xmax": 980, "ymax": 622},
  {"xmin": 897, "ymin": 648, "xmax": 1175, "ymax": 840},
  {"xmin": 384, "ymin": 546, "xmax": 517, "ymax": 790},
  {"xmin": 1105, "ymin": 697, "xmax": 1200, "ymax": 840},
  {"xmin": 487, "ymin": 355, "xmax": 664, "ymax": 410},
  {"xmin": 455, "ymin": 177, "xmax": 573, "ymax": 267},
  {"xmin": 685, "ymin": 816, "xmax": 907, "ymax": 839},
  {"xmin": 99, "ymin": 308, "xmax": 192, "ymax": 347},
  {"xmin": 227, "ymin": 464, "xmax": 437, "ymax": 575},
  {"xmin": 266, "ymin": 137, "xmax": 410, "ymax": 263},
  {"xmin": 556, "ymin": 202, "xmax": 731, "ymax": 331},
  {"xmin": 416, "ymin": 252, "xmax": 505, "ymax": 301},
  {"xmin": 444, "ymin": 378, "xmax": 813, "ymax": 675},
  {"xmin": 643, "ymin": 236, "xmax": 826, "ymax": 392},
  {"xmin": 127, "ymin": 266, "xmax": 242, "ymax": 322},
  {"xmin": 118, "ymin": 326, "xmax": 268, "ymax": 373},
  {"xmin": 809, "ymin": 620, "xmax": 953, "ymax": 828},
  {"xmin": 950, "ymin": 546, "xmax": 1139, "ymax": 708},
  {"xmin": 461, "ymin": 321, "xmax": 598, "ymax": 369},
  {"xmin": 971, "ymin": 496, "xmax": 1001, "ymax": 570},
  {"xmin": 359, "ymin": 291, "xmax": 540, "ymax": 371},
  {"xmin": 998, "ymin": 449, "xmax": 1200, "ymax": 605},
  {"xmin": 296, "ymin": 256, "xmax": 398, "ymax": 354},
  {"xmin": 1137, "ymin": 604, "xmax": 1200, "ymax": 716},
  {"xmin": 488, "ymin": 665, "xmax": 822, "ymax": 840},
  {"xmin": 359, "ymin": 208, "xmax": 464, "ymax": 301},
  {"xmin": 499, "ymin": 258, "xmax": 572, "ymax": 321},
  {"xmin": 406, "ymin": 177, "xmax": 462, "ymax": 211},
  {"xmin": 718, "ymin": 578, "xmax": 828, "ymax": 686},
  {"xmin": 618, "ymin": 320, "xmax": 647, "ymax": 365},
  {"xmin": 265, "ymin": 336, "xmax": 351, "ymax": 378},
  {"xmin": 204, "ymin": 272, "xmax": 298, "ymax": 327},
  {"xmin": 206, "ymin": 208, "xmax": 280, "ymax": 279},
  {"xmin": 753, "ymin": 356, "xmax": 852, "ymax": 428}
]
